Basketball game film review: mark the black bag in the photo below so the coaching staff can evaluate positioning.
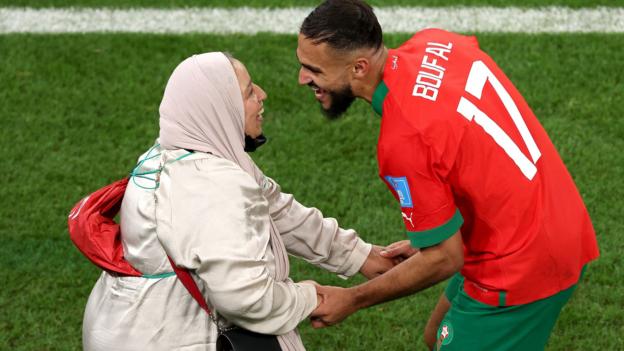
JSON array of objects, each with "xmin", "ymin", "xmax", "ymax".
[{"xmin": 217, "ymin": 327, "xmax": 281, "ymax": 351}]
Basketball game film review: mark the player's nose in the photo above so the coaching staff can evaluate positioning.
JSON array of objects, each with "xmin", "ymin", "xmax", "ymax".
[{"xmin": 298, "ymin": 68, "xmax": 312, "ymax": 85}]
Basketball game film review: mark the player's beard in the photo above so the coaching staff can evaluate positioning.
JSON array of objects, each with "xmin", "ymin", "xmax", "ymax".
[{"xmin": 321, "ymin": 83, "xmax": 356, "ymax": 120}]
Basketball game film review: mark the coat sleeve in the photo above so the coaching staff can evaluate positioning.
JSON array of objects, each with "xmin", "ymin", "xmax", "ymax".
[
  {"xmin": 261, "ymin": 176, "xmax": 372, "ymax": 278},
  {"xmin": 155, "ymin": 156, "xmax": 317, "ymax": 335}
]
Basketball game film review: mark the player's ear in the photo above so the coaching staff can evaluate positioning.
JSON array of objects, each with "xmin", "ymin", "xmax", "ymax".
[{"xmin": 352, "ymin": 57, "xmax": 370, "ymax": 79}]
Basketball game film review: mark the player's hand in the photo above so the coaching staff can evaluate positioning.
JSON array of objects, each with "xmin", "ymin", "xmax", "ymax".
[
  {"xmin": 310, "ymin": 285, "xmax": 359, "ymax": 329},
  {"xmin": 379, "ymin": 240, "xmax": 419, "ymax": 263},
  {"xmin": 359, "ymin": 245, "xmax": 397, "ymax": 279}
]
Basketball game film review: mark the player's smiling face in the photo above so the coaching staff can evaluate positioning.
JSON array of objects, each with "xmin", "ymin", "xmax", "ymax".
[{"xmin": 296, "ymin": 33, "xmax": 356, "ymax": 119}]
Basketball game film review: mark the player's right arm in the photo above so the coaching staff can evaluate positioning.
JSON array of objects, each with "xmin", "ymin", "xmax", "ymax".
[
  {"xmin": 355, "ymin": 229, "xmax": 462, "ymax": 303},
  {"xmin": 310, "ymin": 231, "xmax": 462, "ymax": 327}
]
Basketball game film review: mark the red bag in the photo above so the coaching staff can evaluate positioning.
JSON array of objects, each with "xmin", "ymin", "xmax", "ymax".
[
  {"xmin": 68, "ymin": 178, "xmax": 142, "ymax": 276},
  {"xmin": 68, "ymin": 178, "xmax": 211, "ymax": 314}
]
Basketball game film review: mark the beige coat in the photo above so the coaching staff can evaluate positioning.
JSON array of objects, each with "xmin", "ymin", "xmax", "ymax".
[{"xmin": 82, "ymin": 147, "xmax": 371, "ymax": 351}]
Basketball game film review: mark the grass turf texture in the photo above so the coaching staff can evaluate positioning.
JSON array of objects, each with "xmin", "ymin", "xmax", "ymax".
[
  {"xmin": 1, "ymin": 0, "xmax": 622, "ymax": 8},
  {"xmin": 0, "ymin": 33, "xmax": 622, "ymax": 350}
]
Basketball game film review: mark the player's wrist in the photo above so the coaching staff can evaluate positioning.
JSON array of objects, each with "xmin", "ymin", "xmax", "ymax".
[{"xmin": 351, "ymin": 280, "xmax": 381, "ymax": 311}]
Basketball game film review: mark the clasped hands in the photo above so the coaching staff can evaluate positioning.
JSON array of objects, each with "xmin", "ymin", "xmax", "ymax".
[{"xmin": 306, "ymin": 240, "xmax": 419, "ymax": 329}]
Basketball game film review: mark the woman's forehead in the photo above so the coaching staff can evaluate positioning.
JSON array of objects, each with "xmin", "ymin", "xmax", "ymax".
[{"xmin": 231, "ymin": 59, "xmax": 251, "ymax": 87}]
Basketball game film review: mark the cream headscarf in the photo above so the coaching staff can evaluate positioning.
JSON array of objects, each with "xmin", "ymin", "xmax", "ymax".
[
  {"xmin": 158, "ymin": 53, "xmax": 302, "ymax": 351},
  {"xmin": 159, "ymin": 52, "xmax": 263, "ymax": 183}
]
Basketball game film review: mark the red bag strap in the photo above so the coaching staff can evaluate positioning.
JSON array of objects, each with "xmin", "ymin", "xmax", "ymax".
[{"xmin": 167, "ymin": 256, "xmax": 212, "ymax": 315}]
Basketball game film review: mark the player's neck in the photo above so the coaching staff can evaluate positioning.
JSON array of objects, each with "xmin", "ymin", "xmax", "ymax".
[{"xmin": 354, "ymin": 46, "xmax": 388, "ymax": 104}]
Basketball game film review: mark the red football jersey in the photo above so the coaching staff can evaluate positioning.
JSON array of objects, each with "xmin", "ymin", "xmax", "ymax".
[{"xmin": 374, "ymin": 29, "xmax": 599, "ymax": 306}]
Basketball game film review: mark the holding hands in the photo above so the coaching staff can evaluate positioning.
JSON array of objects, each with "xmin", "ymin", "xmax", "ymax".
[
  {"xmin": 358, "ymin": 245, "xmax": 397, "ymax": 279},
  {"xmin": 308, "ymin": 240, "xmax": 420, "ymax": 329},
  {"xmin": 310, "ymin": 284, "xmax": 358, "ymax": 328},
  {"xmin": 379, "ymin": 240, "xmax": 419, "ymax": 263}
]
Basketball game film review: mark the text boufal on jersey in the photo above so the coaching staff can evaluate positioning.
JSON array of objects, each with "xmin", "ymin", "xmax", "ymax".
[{"xmin": 412, "ymin": 41, "xmax": 453, "ymax": 102}]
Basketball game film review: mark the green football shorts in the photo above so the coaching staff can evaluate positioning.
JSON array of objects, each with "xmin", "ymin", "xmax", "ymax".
[{"xmin": 434, "ymin": 268, "xmax": 584, "ymax": 351}]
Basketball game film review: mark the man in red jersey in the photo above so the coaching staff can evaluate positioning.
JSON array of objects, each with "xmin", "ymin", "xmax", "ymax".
[{"xmin": 298, "ymin": 1, "xmax": 599, "ymax": 350}]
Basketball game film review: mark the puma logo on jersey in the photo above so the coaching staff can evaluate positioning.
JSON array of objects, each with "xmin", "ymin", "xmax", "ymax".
[{"xmin": 402, "ymin": 212, "xmax": 415, "ymax": 227}]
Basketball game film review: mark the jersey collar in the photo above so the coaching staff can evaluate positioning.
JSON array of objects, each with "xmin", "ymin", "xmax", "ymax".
[{"xmin": 371, "ymin": 80, "xmax": 388, "ymax": 116}]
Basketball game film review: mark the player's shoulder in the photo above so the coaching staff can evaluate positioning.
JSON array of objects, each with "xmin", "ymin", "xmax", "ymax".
[
  {"xmin": 401, "ymin": 28, "xmax": 479, "ymax": 50},
  {"xmin": 385, "ymin": 29, "xmax": 483, "ymax": 117},
  {"xmin": 381, "ymin": 48, "xmax": 473, "ymax": 148}
]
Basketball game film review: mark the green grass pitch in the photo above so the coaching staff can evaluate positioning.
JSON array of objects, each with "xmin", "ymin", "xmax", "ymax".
[{"xmin": 0, "ymin": 5, "xmax": 623, "ymax": 351}]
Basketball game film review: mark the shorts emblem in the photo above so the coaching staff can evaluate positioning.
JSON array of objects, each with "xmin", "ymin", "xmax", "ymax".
[{"xmin": 436, "ymin": 320, "xmax": 454, "ymax": 349}]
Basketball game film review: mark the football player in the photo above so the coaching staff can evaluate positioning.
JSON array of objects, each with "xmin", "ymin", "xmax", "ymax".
[{"xmin": 297, "ymin": 1, "xmax": 599, "ymax": 350}]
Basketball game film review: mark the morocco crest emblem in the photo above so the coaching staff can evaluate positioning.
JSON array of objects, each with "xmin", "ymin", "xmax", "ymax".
[{"xmin": 435, "ymin": 321, "xmax": 454, "ymax": 350}]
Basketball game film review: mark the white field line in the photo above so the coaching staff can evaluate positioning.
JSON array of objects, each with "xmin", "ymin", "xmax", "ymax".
[{"xmin": 0, "ymin": 7, "xmax": 623, "ymax": 34}]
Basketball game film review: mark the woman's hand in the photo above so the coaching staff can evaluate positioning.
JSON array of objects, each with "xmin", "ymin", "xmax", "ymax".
[
  {"xmin": 379, "ymin": 240, "xmax": 419, "ymax": 263},
  {"xmin": 359, "ymin": 245, "xmax": 398, "ymax": 279},
  {"xmin": 299, "ymin": 280, "xmax": 322, "ymax": 308}
]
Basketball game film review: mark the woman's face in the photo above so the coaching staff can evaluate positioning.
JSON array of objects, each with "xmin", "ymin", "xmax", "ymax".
[{"xmin": 232, "ymin": 59, "xmax": 267, "ymax": 138}]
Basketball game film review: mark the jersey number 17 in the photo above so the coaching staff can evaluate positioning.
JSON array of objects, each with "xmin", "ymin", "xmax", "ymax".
[{"xmin": 456, "ymin": 60, "xmax": 541, "ymax": 180}]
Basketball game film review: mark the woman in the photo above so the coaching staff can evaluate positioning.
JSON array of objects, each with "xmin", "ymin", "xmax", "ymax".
[{"xmin": 82, "ymin": 52, "xmax": 386, "ymax": 350}]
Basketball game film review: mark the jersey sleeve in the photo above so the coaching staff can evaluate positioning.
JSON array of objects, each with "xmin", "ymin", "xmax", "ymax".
[{"xmin": 380, "ymin": 137, "xmax": 463, "ymax": 248}]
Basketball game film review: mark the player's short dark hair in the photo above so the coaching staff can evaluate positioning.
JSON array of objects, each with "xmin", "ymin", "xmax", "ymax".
[{"xmin": 300, "ymin": 0, "xmax": 383, "ymax": 52}]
